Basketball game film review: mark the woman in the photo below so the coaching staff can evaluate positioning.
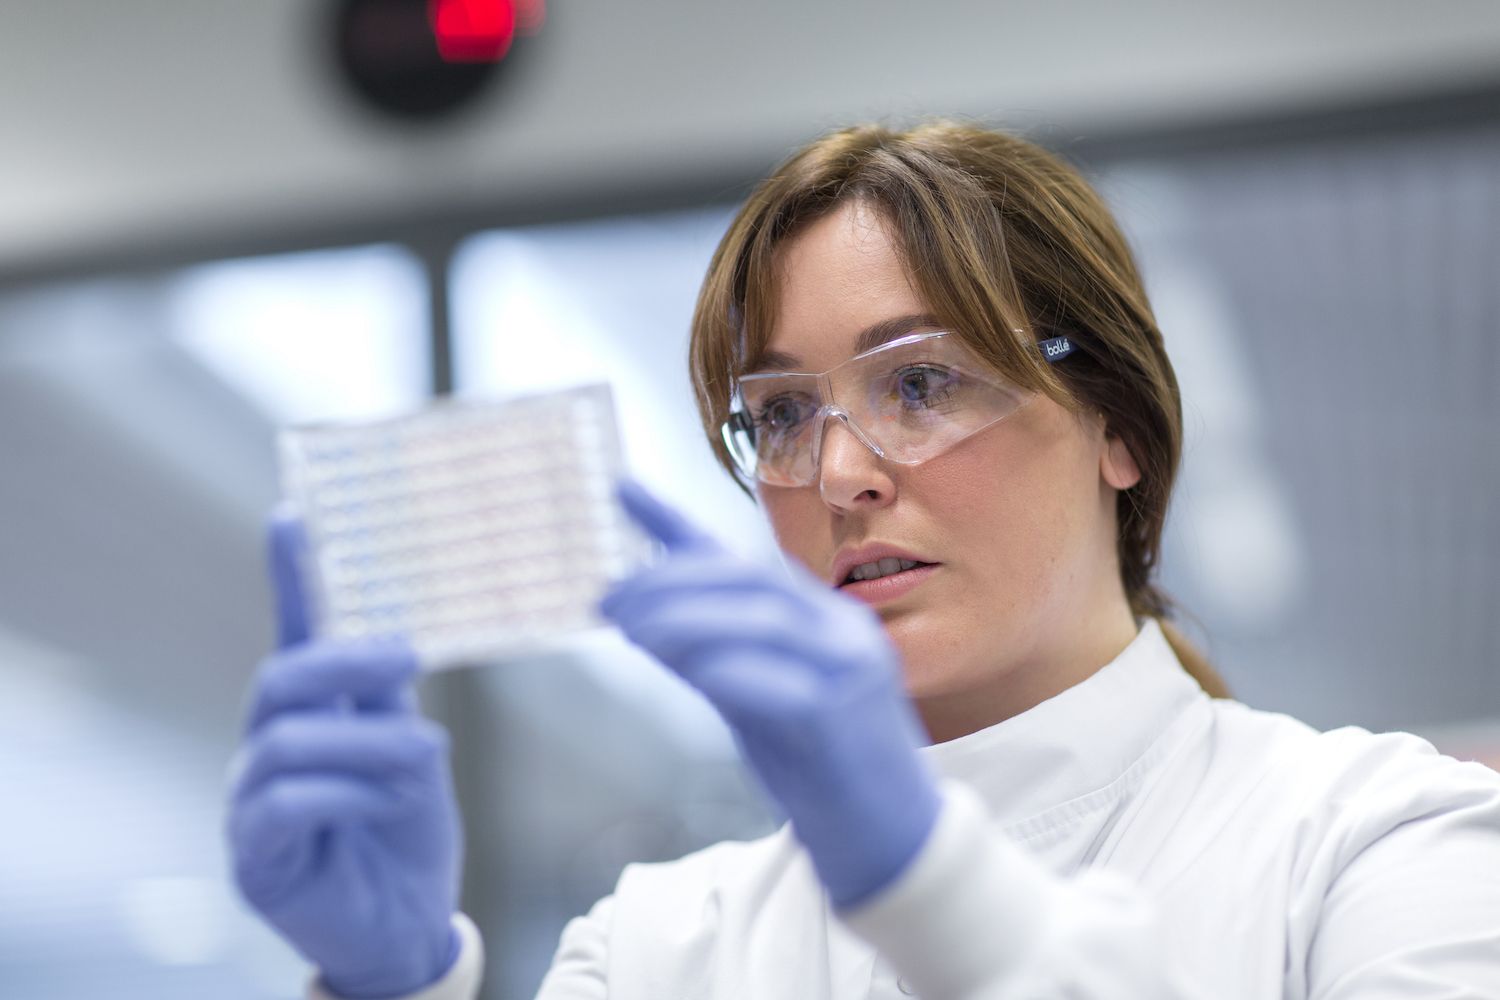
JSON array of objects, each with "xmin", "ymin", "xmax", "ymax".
[{"xmin": 228, "ymin": 123, "xmax": 1500, "ymax": 999}]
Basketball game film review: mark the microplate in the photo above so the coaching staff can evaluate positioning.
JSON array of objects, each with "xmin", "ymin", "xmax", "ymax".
[{"xmin": 278, "ymin": 383, "xmax": 647, "ymax": 668}]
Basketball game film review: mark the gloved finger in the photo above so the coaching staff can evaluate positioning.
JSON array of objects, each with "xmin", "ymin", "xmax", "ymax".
[
  {"xmin": 230, "ymin": 773, "xmax": 405, "ymax": 886},
  {"xmin": 233, "ymin": 714, "xmax": 450, "ymax": 801},
  {"xmin": 680, "ymin": 650, "xmax": 842, "ymax": 754},
  {"xmin": 615, "ymin": 477, "xmax": 720, "ymax": 554},
  {"xmin": 671, "ymin": 645, "xmax": 824, "ymax": 721},
  {"xmin": 613, "ymin": 599, "xmax": 849, "ymax": 683},
  {"xmin": 623, "ymin": 597, "xmax": 904, "ymax": 695},
  {"xmin": 600, "ymin": 557, "xmax": 808, "ymax": 626},
  {"xmin": 244, "ymin": 638, "xmax": 420, "ymax": 736},
  {"xmin": 268, "ymin": 505, "xmax": 312, "ymax": 651}
]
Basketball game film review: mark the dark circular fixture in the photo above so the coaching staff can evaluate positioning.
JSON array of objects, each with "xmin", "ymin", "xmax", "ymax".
[{"xmin": 331, "ymin": 0, "xmax": 520, "ymax": 123}]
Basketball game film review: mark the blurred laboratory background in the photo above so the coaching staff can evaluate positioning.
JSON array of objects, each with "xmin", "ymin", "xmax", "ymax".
[{"xmin": 1, "ymin": 1, "xmax": 1498, "ymax": 997}]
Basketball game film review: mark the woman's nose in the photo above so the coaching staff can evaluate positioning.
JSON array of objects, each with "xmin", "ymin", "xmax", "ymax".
[{"xmin": 816, "ymin": 416, "xmax": 896, "ymax": 511}]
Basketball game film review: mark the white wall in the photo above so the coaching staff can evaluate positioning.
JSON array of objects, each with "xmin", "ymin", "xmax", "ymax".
[{"xmin": 2, "ymin": 0, "xmax": 1500, "ymax": 269}]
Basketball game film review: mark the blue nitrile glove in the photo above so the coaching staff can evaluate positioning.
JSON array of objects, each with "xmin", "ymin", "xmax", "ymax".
[
  {"xmin": 600, "ymin": 479, "xmax": 942, "ymax": 908},
  {"xmin": 226, "ymin": 512, "xmax": 463, "ymax": 999}
]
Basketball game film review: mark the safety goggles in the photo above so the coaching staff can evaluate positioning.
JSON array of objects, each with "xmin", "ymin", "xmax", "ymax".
[{"xmin": 722, "ymin": 330, "xmax": 1075, "ymax": 487}]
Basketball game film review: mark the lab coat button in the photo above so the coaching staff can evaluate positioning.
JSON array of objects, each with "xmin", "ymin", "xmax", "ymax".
[{"xmin": 897, "ymin": 976, "xmax": 916, "ymax": 995}]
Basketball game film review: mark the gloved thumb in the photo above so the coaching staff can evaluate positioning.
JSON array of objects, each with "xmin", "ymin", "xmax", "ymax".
[
  {"xmin": 615, "ymin": 477, "xmax": 717, "ymax": 554},
  {"xmin": 267, "ymin": 505, "xmax": 313, "ymax": 650}
]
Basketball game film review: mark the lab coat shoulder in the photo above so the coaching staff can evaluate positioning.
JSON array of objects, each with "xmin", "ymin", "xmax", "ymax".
[
  {"xmin": 1206, "ymin": 697, "xmax": 1500, "ymax": 856},
  {"xmin": 849, "ymin": 701, "xmax": 1500, "ymax": 1000},
  {"xmin": 1204, "ymin": 700, "xmax": 1500, "ymax": 998}
]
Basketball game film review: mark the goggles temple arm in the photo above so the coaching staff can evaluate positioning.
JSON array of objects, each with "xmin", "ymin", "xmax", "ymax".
[
  {"xmin": 1037, "ymin": 335, "xmax": 1077, "ymax": 362},
  {"xmin": 726, "ymin": 409, "xmax": 755, "ymax": 440}
]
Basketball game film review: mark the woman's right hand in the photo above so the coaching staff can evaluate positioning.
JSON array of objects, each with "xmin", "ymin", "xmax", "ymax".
[{"xmin": 226, "ymin": 513, "xmax": 464, "ymax": 999}]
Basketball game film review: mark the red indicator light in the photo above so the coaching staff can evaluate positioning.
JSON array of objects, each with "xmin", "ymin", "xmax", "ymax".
[{"xmin": 429, "ymin": 0, "xmax": 517, "ymax": 63}]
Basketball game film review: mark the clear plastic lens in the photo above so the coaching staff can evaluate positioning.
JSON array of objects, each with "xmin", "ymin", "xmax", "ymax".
[
  {"xmin": 728, "ymin": 333, "xmax": 1031, "ymax": 487},
  {"xmin": 280, "ymin": 383, "xmax": 648, "ymax": 669}
]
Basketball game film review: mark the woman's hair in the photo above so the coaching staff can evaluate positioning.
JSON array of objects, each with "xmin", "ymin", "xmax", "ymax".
[{"xmin": 687, "ymin": 120, "xmax": 1229, "ymax": 698}]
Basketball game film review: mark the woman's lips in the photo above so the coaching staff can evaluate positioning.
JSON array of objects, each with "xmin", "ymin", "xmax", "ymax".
[{"xmin": 838, "ymin": 563, "xmax": 939, "ymax": 606}]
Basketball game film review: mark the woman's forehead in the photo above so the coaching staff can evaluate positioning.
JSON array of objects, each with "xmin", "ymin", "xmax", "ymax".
[{"xmin": 758, "ymin": 211, "xmax": 931, "ymax": 371}]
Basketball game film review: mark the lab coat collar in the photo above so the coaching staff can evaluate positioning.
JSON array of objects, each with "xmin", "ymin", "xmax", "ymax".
[{"xmin": 917, "ymin": 618, "xmax": 1206, "ymax": 832}]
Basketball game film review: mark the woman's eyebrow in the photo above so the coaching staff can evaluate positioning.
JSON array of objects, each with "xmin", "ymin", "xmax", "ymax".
[{"xmin": 747, "ymin": 313, "xmax": 941, "ymax": 374}]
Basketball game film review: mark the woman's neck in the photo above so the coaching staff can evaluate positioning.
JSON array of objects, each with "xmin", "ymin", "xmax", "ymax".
[{"xmin": 914, "ymin": 599, "xmax": 1141, "ymax": 745}]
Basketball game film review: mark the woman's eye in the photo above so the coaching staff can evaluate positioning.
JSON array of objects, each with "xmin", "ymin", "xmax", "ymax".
[
  {"xmin": 895, "ymin": 366, "xmax": 955, "ymax": 404},
  {"xmin": 757, "ymin": 396, "xmax": 812, "ymax": 431}
]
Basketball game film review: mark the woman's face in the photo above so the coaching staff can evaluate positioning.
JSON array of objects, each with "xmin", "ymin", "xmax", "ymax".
[{"xmin": 756, "ymin": 199, "xmax": 1142, "ymax": 741}]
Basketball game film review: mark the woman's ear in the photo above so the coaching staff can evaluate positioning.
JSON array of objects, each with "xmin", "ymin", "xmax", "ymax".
[{"xmin": 1101, "ymin": 431, "xmax": 1142, "ymax": 491}]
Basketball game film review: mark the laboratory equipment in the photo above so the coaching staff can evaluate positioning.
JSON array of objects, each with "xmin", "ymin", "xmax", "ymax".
[{"xmin": 279, "ymin": 382, "xmax": 645, "ymax": 669}]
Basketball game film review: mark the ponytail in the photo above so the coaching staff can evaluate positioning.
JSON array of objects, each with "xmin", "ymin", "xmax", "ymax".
[{"xmin": 1157, "ymin": 618, "xmax": 1230, "ymax": 699}]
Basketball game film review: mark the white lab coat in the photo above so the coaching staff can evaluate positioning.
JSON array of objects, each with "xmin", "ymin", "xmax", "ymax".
[{"xmin": 316, "ymin": 619, "xmax": 1500, "ymax": 1000}]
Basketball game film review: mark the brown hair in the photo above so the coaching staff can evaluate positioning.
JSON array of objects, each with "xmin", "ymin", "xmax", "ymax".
[{"xmin": 687, "ymin": 121, "xmax": 1228, "ymax": 698}]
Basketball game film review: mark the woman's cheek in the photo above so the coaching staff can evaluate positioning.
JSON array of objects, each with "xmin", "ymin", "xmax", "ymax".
[{"xmin": 760, "ymin": 490, "xmax": 827, "ymax": 577}]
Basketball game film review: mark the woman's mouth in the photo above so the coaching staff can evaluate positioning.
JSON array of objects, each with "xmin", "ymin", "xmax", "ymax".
[{"xmin": 838, "ymin": 561, "xmax": 939, "ymax": 606}]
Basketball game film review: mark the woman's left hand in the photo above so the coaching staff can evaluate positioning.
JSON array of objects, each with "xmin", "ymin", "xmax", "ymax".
[{"xmin": 600, "ymin": 478, "xmax": 942, "ymax": 908}]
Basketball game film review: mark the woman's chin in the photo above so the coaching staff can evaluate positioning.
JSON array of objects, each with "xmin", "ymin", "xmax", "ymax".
[
  {"xmin": 898, "ymin": 655, "xmax": 985, "ymax": 703},
  {"xmin": 886, "ymin": 614, "xmax": 996, "ymax": 697}
]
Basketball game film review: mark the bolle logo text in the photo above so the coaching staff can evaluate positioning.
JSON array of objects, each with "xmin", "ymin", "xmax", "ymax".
[{"xmin": 1046, "ymin": 338, "xmax": 1071, "ymax": 357}]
